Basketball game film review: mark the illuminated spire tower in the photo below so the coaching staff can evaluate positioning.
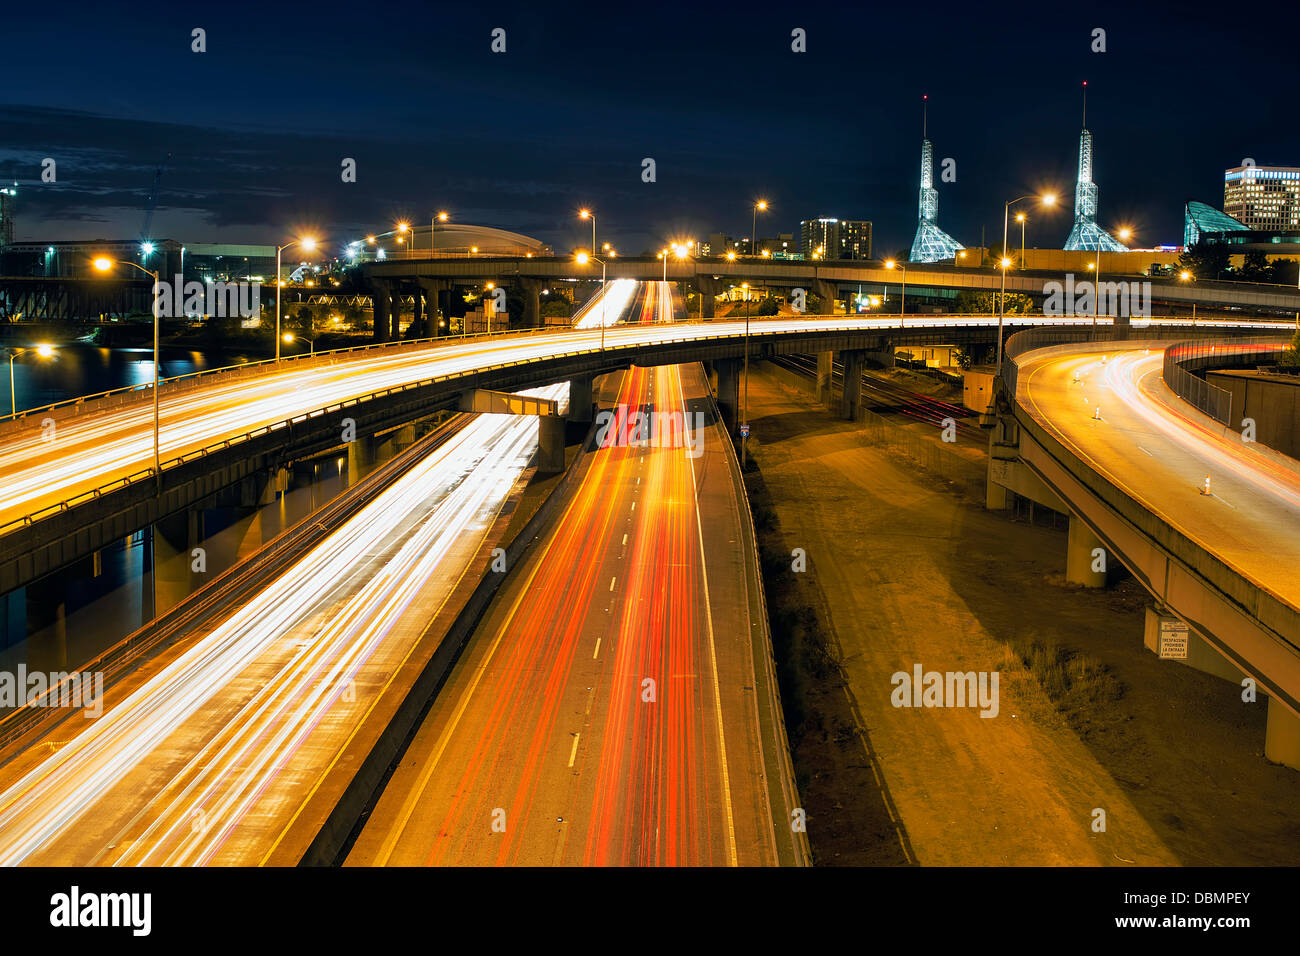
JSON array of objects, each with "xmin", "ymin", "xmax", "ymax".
[
  {"xmin": 908, "ymin": 96, "xmax": 964, "ymax": 262},
  {"xmin": 1063, "ymin": 82, "xmax": 1128, "ymax": 252}
]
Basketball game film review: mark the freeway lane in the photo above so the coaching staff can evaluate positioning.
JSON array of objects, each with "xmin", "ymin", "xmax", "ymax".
[
  {"xmin": 1018, "ymin": 346, "xmax": 1300, "ymax": 611},
  {"xmin": 1, "ymin": 315, "xmax": 1277, "ymax": 534},
  {"xmin": 349, "ymin": 361, "xmax": 798, "ymax": 866},
  {"xmin": 0, "ymin": 388, "xmax": 560, "ymax": 865}
]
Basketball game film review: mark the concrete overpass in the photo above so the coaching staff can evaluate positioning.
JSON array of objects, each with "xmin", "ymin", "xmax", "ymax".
[
  {"xmin": 0, "ymin": 316, "xmax": 1285, "ymax": 596},
  {"xmin": 354, "ymin": 254, "xmax": 1300, "ymax": 330},
  {"xmin": 988, "ymin": 328, "xmax": 1300, "ymax": 768}
]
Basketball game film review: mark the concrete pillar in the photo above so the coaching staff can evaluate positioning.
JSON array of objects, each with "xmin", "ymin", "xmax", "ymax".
[
  {"xmin": 815, "ymin": 350, "xmax": 833, "ymax": 406},
  {"xmin": 696, "ymin": 277, "xmax": 725, "ymax": 319},
  {"xmin": 812, "ymin": 279, "xmax": 838, "ymax": 315},
  {"xmin": 518, "ymin": 278, "xmax": 544, "ymax": 328},
  {"xmin": 1065, "ymin": 517, "xmax": 1107, "ymax": 587},
  {"xmin": 152, "ymin": 510, "xmax": 201, "ymax": 614},
  {"xmin": 1265, "ymin": 699, "xmax": 1300, "ymax": 770},
  {"xmin": 24, "ymin": 576, "xmax": 67, "ymax": 672},
  {"xmin": 370, "ymin": 283, "xmax": 391, "ymax": 342},
  {"xmin": 390, "ymin": 291, "xmax": 402, "ymax": 340},
  {"xmin": 568, "ymin": 376, "xmax": 594, "ymax": 423},
  {"xmin": 536, "ymin": 415, "xmax": 566, "ymax": 474},
  {"xmin": 839, "ymin": 349, "xmax": 866, "ymax": 420},
  {"xmin": 714, "ymin": 358, "xmax": 741, "ymax": 426},
  {"xmin": 409, "ymin": 286, "xmax": 424, "ymax": 338},
  {"xmin": 868, "ymin": 343, "xmax": 896, "ymax": 368},
  {"xmin": 417, "ymin": 279, "xmax": 449, "ymax": 338},
  {"xmin": 347, "ymin": 433, "xmax": 380, "ymax": 484},
  {"xmin": 233, "ymin": 509, "xmax": 266, "ymax": 561}
]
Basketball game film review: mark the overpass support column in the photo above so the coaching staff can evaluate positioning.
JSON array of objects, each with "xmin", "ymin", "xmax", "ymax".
[
  {"xmin": 714, "ymin": 358, "xmax": 741, "ymax": 427},
  {"xmin": 347, "ymin": 433, "xmax": 381, "ymax": 484},
  {"xmin": 1266, "ymin": 700, "xmax": 1300, "ymax": 769},
  {"xmin": 390, "ymin": 288, "xmax": 403, "ymax": 340},
  {"xmin": 696, "ymin": 276, "xmax": 725, "ymax": 320},
  {"xmin": 518, "ymin": 277, "xmax": 544, "ymax": 328},
  {"xmin": 369, "ymin": 281, "xmax": 392, "ymax": 343},
  {"xmin": 568, "ymin": 375, "xmax": 594, "ymax": 423},
  {"xmin": 409, "ymin": 285, "xmax": 424, "ymax": 338},
  {"xmin": 152, "ymin": 509, "xmax": 202, "ymax": 615},
  {"xmin": 417, "ymin": 279, "xmax": 449, "ymax": 337},
  {"xmin": 1065, "ymin": 517, "xmax": 1107, "ymax": 587},
  {"xmin": 839, "ymin": 349, "xmax": 866, "ymax": 420},
  {"xmin": 536, "ymin": 415, "xmax": 566, "ymax": 474},
  {"xmin": 815, "ymin": 351, "xmax": 833, "ymax": 406},
  {"xmin": 812, "ymin": 279, "xmax": 838, "ymax": 315}
]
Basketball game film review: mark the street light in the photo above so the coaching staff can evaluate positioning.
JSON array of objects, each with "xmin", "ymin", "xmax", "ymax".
[
  {"xmin": 5, "ymin": 343, "xmax": 55, "ymax": 416},
  {"xmin": 752, "ymin": 199, "xmax": 768, "ymax": 257},
  {"xmin": 432, "ymin": 211, "xmax": 449, "ymax": 256},
  {"xmin": 579, "ymin": 209, "xmax": 595, "ymax": 256},
  {"xmin": 93, "ymin": 255, "xmax": 164, "ymax": 485},
  {"xmin": 282, "ymin": 332, "xmax": 315, "ymax": 356},
  {"xmin": 1179, "ymin": 269, "xmax": 1197, "ymax": 322},
  {"xmin": 576, "ymin": 250, "xmax": 608, "ymax": 352},
  {"xmin": 1015, "ymin": 212, "xmax": 1027, "ymax": 269},
  {"xmin": 276, "ymin": 236, "xmax": 317, "ymax": 360},
  {"xmin": 885, "ymin": 259, "xmax": 907, "ymax": 327},
  {"xmin": 999, "ymin": 193, "xmax": 1057, "ymax": 371}
]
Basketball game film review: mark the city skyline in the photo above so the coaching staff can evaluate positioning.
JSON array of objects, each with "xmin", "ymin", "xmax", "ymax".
[{"xmin": 2, "ymin": 2, "xmax": 1296, "ymax": 256}]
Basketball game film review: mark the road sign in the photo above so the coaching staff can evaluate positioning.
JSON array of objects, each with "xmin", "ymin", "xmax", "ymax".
[
  {"xmin": 1159, "ymin": 620, "xmax": 1189, "ymax": 659},
  {"xmin": 739, "ymin": 424, "xmax": 750, "ymax": 439}
]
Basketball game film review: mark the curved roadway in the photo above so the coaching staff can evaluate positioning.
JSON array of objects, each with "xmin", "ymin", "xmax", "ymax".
[
  {"xmin": 1017, "ymin": 344, "xmax": 1300, "ymax": 627},
  {"xmin": 1, "ymin": 317, "xmax": 1280, "ymax": 532}
]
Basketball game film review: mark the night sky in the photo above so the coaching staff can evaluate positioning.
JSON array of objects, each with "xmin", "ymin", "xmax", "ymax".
[{"xmin": 3, "ymin": 1, "xmax": 1297, "ymax": 258}]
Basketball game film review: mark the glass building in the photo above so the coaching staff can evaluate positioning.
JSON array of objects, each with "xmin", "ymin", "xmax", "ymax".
[{"xmin": 1223, "ymin": 166, "xmax": 1300, "ymax": 232}]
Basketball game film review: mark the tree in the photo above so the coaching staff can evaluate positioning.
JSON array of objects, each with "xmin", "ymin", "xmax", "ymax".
[
  {"xmin": 954, "ymin": 290, "xmax": 1034, "ymax": 314},
  {"xmin": 1239, "ymin": 250, "xmax": 1275, "ymax": 283},
  {"xmin": 1178, "ymin": 243, "xmax": 1230, "ymax": 281},
  {"xmin": 755, "ymin": 296, "xmax": 779, "ymax": 316},
  {"xmin": 1278, "ymin": 329, "xmax": 1300, "ymax": 370}
]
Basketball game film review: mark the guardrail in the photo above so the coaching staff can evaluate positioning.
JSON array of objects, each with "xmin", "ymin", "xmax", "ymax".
[
  {"xmin": 1162, "ymin": 338, "xmax": 1288, "ymax": 425},
  {"xmin": 0, "ymin": 323, "xmax": 846, "ymax": 537}
]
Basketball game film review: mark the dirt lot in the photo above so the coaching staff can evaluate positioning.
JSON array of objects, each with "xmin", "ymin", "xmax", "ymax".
[{"xmin": 744, "ymin": 363, "xmax": 1300, "ymax": 866}]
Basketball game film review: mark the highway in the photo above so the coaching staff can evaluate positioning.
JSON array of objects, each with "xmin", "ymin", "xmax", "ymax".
[
  {"xmin": 1, "ymin": 315, "xmax": 1277, "ymax": 534},
  {"xmin": 350, "ymin": 335, "xmax": 800, "ymax": 864},
  {"xmin": 1017, "ymin": 345, "xmax": 1300, "ymax": 610},
  {"xmin": 0, "ymin": 385, "xmax": 563, "ymax": 866}
]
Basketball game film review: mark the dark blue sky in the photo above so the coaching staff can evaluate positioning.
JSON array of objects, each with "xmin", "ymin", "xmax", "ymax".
[{"xmin": 3, "ymin": 0, "xmax": 1297, "ymax": 257}]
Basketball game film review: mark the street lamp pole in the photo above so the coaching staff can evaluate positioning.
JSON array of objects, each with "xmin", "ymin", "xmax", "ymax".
[
  {"xmin": 6, "ymin": 345, "xmax": 56, "ymax": 417},
  {"xmin": 999, "ymin": 194, "xmax": 1056, "ymax": 371},
  {"xmin": 752, "ymin": 200, "xmax": 768, "ymax": 257},
  {"xmin": 276, "ymin": 236, "xmax": 318, "ymax": 359}
]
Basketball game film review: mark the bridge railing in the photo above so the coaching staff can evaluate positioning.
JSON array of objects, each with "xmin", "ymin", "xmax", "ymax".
[
  {"xmin": 1162, "ymin": 337, "xmax": 1289, "ymax": 425},
  {"xmin": 0, "ymin": 324, "xmax": 575, "ymax": 431}
]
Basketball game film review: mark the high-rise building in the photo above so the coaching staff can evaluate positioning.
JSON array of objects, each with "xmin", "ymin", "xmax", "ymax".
[
  {"xmin": 839, "ymin": 221, "xmax": 872, "ymax": 259},
  {"xmin": 1223, "ymin": 166, "xmax": 1300, "ymax": 232},
  {"xmin": 800, "ymin": 219, "xmax": 870, "ymax": 259},
  {"xmin": 801, "ymin": 219, "xmax": 837, "ymax": 259}
]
